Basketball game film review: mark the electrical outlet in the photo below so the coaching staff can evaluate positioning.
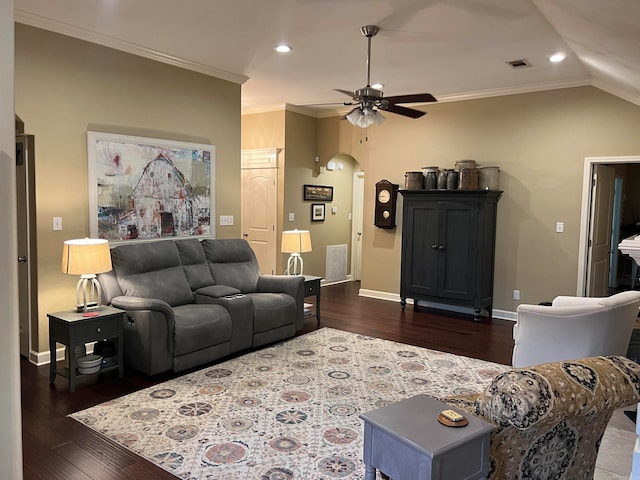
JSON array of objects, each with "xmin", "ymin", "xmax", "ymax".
[
  {"xmin": 513, "ymin": 289, "xmax": 520, "ymax": 300},
  {"xmin": 288, "ymin": 212, "xmax": 295, "ymax": 221},
  {"xmin": 556, "ymin": 222, "xmax": 564, "ymax": 233}
]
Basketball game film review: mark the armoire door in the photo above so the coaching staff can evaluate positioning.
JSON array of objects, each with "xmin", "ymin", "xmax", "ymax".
[{"xmin": 437, "ymin": 201, "xmax": 479, "ymax": 300}]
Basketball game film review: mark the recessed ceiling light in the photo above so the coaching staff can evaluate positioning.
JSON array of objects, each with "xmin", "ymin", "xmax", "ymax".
[
  {"xmin": 549, "ymin": 52, "xmax": 566, "ymax": 63},
  {"xmin": 371, "ymin": 83, "xmax": 384, "ymax": 89},
  {"xmin": 274, "ymin": 45, "xmax": 292, "ymax": 53}
]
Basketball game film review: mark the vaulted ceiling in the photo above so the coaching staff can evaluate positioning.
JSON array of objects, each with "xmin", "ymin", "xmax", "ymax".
[{"xmin": 14, "ymin": 0, "xmax": 640, "ymax": 115}]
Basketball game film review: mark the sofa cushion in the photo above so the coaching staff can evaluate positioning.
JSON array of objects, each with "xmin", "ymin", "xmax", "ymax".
[
  {"xmin": 202, "ymin": 239, "xmax": 260, "ymax": 293},
  {"xmin": 111, "ymin": 240, "xmax": 194, "ymax": 306},
  {"xmin": 248, "ymin": 292, "xmax": 297, "ymax": 332},
  {"xmin": 172, "ymin": 304, "xmax": 231, "ymax": 356},
  {"xmin": 196, "ymin": 285, "xmax": 242, "ymax": 298},
  {"xmin": 175, "ymin": 238, "xmax": 215, "ymax": 290}
]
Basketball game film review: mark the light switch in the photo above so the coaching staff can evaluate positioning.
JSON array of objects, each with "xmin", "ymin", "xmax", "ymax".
[
  {"xmin": 219, "ymin": 215, "xmax": 234, "ymax": 226},
  {"xmin": 556, "ymin": 222, "xmax": 564, "ymax": 233},
  {"xmin": 53, "ymin": 217, "xmax": 63, "ymax": 231}
]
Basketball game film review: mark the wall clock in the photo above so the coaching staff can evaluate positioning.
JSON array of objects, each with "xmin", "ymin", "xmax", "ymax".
[{"xmin": 374, "ymin": 179, "xmax": 399, "ymax": 229}]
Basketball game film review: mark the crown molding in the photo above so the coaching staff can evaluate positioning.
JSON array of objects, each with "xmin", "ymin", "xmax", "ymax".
[
  {"xmin": 434, "ymin": 77, "xmax": 592, "ymax": 103},
  {"xmin": 15, "ymin": 10, "xmax": 248, "ymax": 85},
  {"xmin": 241, "ymin": 103, "xmax": 287, "ymax": 115},
  {"xmin": 242, "ymin": 79, "xmax": 597, "ymax": 118}
]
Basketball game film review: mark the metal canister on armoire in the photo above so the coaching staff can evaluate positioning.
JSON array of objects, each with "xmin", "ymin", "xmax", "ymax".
[
  {"xmin": 437, "ymin": 170, "xmax": 448, "ymax": 189},
  {"xmin": 446, "ymin": 170, "xmax": 459, "ymax": 190},
  {"xmin": 422, "ymin": 166, "xmax": 439, "ymax": 190},
  {"xmin": 404, "ymin": 171, "xmax": 424, "ymax": 190}
]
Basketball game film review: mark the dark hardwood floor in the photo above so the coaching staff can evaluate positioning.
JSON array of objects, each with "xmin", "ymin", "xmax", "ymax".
[{"xmin": 21, "ymin": 281, "xmax": 515, "ymax": 479}]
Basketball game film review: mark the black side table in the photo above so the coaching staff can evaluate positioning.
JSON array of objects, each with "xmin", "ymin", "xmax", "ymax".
[
  {"xmin": 303, "ymin": 275, "xmax": 321, "ymax": 326},
  {"xmin": 48, "ymin": 306, "xmax": 125, "ymax": 392}
]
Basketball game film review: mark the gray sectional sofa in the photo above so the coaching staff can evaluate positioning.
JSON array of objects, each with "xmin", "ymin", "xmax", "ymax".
[{"xmin": 98, "ymin": 238, "xmax": 304, "ymax": 376}]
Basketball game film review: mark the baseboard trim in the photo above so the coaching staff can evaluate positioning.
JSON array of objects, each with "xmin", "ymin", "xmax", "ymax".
[
  {"xmin": 321, "ymin": 275, "xmax": 352, "ymax": 287},
  {"xmin": 358, "ymin": 288, "xmax": 516, "ymax": 322},
  {"xmin": 29, "ymin": 343, "xmax": 96, "ymax": 367},
  {"xmin": 30, "ymin": 346, "xmax": 65, "ymax": 366}
]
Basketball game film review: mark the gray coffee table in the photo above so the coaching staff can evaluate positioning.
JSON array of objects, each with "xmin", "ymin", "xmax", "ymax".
[{"xmin": 360, "ymin": 394, "xmax": 494, "ymax": 480}]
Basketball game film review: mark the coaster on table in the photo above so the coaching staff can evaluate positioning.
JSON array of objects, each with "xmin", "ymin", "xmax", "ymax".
[{"xmin": 437, "ymin": 409, "xmax": 469, "ymax": 427}]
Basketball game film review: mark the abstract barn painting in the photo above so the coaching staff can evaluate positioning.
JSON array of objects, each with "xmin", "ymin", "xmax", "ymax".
[{"xmin": 87, "ymin": 132, "xmax": 215, "ymax": 242}]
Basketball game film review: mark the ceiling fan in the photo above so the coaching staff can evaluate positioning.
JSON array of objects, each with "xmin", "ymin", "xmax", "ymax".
[{"xmin": 338, "ymin": 25, "xmax": 437, "ymax": 128}]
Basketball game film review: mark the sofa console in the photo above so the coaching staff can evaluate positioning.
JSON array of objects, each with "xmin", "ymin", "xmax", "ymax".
[{"xmin": 98, "ymin": 238, "xmax": 304, "ymax": 376}]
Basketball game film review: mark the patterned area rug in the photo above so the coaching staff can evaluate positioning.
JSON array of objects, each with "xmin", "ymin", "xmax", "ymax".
[{"xmin": 70, "ymin": 327, "xmax": 508, "ymax": 479}]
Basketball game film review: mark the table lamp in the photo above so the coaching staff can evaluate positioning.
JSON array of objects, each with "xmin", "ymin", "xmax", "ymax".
[
  {"xmin": 61, "ymin": 238, "xmax": 112, "ymax": 312},
  {"xmin": 281, "ymin": 229, "xmax": 312, "ymax": 275}
]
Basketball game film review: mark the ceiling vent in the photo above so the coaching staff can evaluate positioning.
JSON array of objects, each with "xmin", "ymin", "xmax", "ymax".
[{"xmin": 507, "ymin": 59, "xmax": 531, "ymax": 69}]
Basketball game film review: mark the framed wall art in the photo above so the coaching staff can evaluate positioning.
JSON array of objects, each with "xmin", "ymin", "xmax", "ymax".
[
  {"xmin": 87, "ymin": 131, "xmax": 215, "ymax": 243},
  {"xmin": 303, "ymin": 184, "xmax": 333, "ymax": 202},
  {"xmin": 311, "ymin": 203, "xmax": 325, "ymax": 222}
]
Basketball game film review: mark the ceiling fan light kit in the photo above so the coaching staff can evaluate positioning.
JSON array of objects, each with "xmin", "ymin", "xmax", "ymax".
[
  {"xmin": 338, "ymin": 25, "xmax": 438, "ymax": 129},
  {"xmin": 346, "ymin": 106, "xmax": 385, "ymax": 128}
]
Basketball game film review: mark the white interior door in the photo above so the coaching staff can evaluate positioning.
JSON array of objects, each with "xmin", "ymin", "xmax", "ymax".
[
  {"xmin": 587, "ymin": 164, "xmax": 615, "ymax": 296},
  {"xmin": 241, "ymin": 149, "xmax": 278, "ymax": 275},
  {"xmin": 351, "ymin": 172, "xmax": 364, "ymax": 280}
]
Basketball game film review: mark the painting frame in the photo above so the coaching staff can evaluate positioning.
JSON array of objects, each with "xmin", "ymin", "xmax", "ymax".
[
  {"xmin": 87, "ymin": 131, "xmax": 215, "ymax": 244},
  {"xmin": 303, "ymin": 184, "xmax": 333, "ymax": 202},
  {"xmin": 311, "ymin": 203, "xmax": 325, "ymax": 222}
]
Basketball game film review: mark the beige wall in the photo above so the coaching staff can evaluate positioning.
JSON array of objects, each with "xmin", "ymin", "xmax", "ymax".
[
  {"xmin": 283, "ymin": 111, "xmax": 357, "ymax": 278},
  {"xmin": 15, "ymin": 25, "xmax": 241, "ymax": 354},
  {"xmin": 316, "ymin": 86, "xmax": 640, "ymax": 311},
  {"xmin": 241, "ymin": 110, "xmax": 358, "ymax": 277}
]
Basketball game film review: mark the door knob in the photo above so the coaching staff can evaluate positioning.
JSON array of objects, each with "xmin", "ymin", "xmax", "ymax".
[
  {"xmin": 439, "ymin": 245, "xmax": 445, "ymax": 251},
  {"xmin": 18, "ymin": 256, "xmax": 27, "ymax": 263},
  {"xmin": 431, "ymin": 244, "xmax": 438, "ymax": 250},
  {"xmin": 242, "ymin": 233, "xmax": 248, "ymax": 237}
]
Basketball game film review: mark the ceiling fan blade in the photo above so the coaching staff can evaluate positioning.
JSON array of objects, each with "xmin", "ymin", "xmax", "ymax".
[
  {"xmin": 303, "ymin": 101, "xmax": 354, "ymax": 106},
  {"xmin": 334, "ymin": 89, "xmax": 356, "ymax": 98},
  {"xmin": 379, "ymin": 103, "xmax": 426, "ymax": 118},
  {"xmin": 385, "ymin": 93, "xmax": 437, "ymax": 104}
]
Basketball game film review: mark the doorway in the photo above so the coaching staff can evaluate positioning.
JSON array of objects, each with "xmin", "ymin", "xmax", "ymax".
[
  {"xmin": 351, "ymin": 171, "xmax": 364, "ymax": 281},
  {"xmin": 578, "ymin": 156, "xmax": 640, "ymax": 296},
  {"xmin": 241, "ymin": 148, "xmax": 279, "ymax": 275},
  {"xmin": 16, "ymin": 116, "xmax": 38, "ymax": 360}
]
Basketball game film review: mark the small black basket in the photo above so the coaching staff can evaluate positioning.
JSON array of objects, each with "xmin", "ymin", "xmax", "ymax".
[{"xmin": 94, "ymin": 340, "xmax": 116, "ymax": 358}]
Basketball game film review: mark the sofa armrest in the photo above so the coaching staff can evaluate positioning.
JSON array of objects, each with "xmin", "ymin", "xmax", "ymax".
[
  {"xmin": 258, "ymin": 275, "xmax": 305, "ymax": 330},
  {"xmin": 257, "ymin": 274, "xmax": 303, "ymax": 295},
  {"xmin": 441, "ymin": 393, "xmax": 481, "ymax": 417},
  {"xmin": 111, "ymin": 295, "xmax": 174, "ymax": 318},
  {"xmin": 110, "ymin": 295, "xmax": 176, "ymax": 374}
]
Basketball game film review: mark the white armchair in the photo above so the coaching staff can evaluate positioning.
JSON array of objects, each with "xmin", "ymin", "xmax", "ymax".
[{"xmin": 512, "ymin": 290, "xmax": 640, "ymax": 368}]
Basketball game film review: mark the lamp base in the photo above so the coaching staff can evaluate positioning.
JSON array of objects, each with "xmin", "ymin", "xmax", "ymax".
[
  {"xmin": 75, "ymin": 275, "xmax": 103, "ymax": 312},
  {"xmin": 75, "ymin": 302, "xmax": 99, "ymax": 313},
  {"xmin": 285, "ymin": 253, "xmax": 304, "ymax": 276}
]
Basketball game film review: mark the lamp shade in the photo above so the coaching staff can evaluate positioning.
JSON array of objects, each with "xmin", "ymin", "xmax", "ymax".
[
  {"xmin": 62, "ymin": 238, "xmax": 112, "ymax": 275},
  {"xmin": 281, "ymin": 230, "xmax": 312, "ymax": 254}
]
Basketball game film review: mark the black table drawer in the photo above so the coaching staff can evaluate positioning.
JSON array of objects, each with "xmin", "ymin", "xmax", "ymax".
[
  {"xmin": 74, "ymin": 317, "xmax": 120, "ymax": 342},
  {"xmin": 305, "ymin": 280, "xmax": 320, "ymax": 296}
]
